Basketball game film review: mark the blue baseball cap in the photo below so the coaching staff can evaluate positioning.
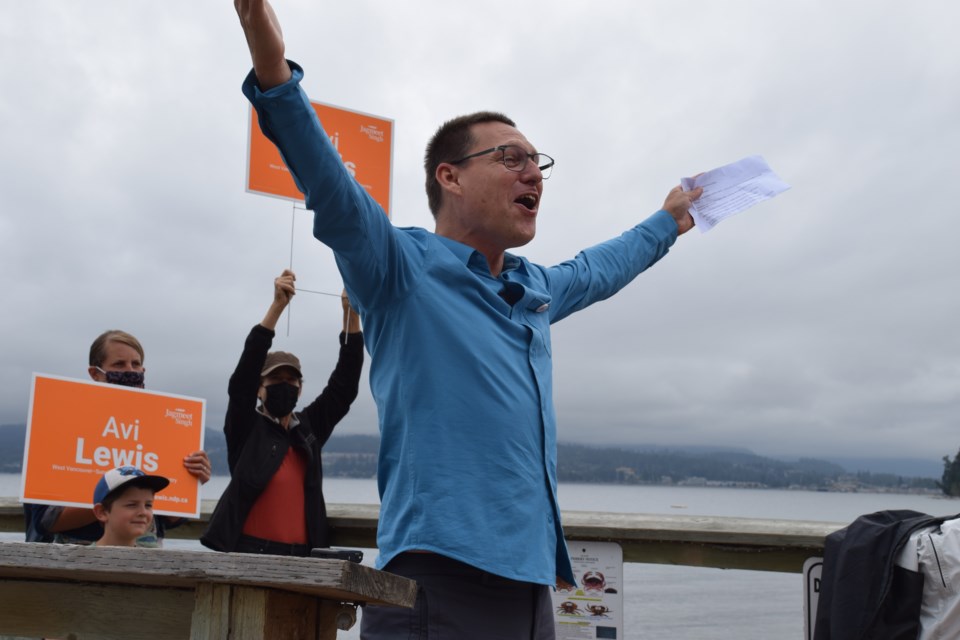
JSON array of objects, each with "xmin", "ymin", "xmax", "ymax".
[{"xmin": 93, "ymin": 466, "xmax": 169, "ymax": 505}]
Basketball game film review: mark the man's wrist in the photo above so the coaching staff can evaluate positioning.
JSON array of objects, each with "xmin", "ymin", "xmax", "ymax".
[{"xmin": 255, "ymin": 59, "xmax": 293, "ymax": 91}]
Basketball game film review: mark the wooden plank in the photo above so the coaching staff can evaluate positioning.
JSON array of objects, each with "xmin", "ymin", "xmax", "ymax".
[
  {"xmin": 0, "ymin": 541, "xmax": 417, "ymax": 607},
  {"xmin": 560, "ymin": 510, "xmax": 840, "ymax": 573},
  {"xmin": 617, "ymin": 538, "xmax": 823, "ymax": 573},
  {"xmin": 231, "ymin": 586, "xmax": 269, "ymax": 640},
  {"xmin": 560, "ymin": 510, "xmax": 843, "ymax": 546},
  {"xmin": 1, "ymin": 496, "xmax": 848, "ymax": 573},
  {"xmin": 191, "ymin": 585, "xmax": 328, "ymax": 640},
  {"xmin": 191, "ymin": 583, "xmax": 232, "ymax": 640},
  {"xmin": 254, "ymin": 588, "xmax": 321, "ymax": 640},
  {"xmin": 0, "ymin": 578, "xmax": 193, "ymax": 640},
  {"xmin": 317, "ymin": 601, "xmax": 341, "ymax": 640}
]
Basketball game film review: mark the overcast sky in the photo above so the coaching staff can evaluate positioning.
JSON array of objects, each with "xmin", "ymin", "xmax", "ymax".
[{"xmin": 2, "ymin": 1, "xmax": 958, "ymax": 464}]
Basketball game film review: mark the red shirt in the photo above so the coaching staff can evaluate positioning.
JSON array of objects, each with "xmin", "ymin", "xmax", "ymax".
[{"xmin": 241, "ymin": 445, "xmax": 308, "ymax": 544}]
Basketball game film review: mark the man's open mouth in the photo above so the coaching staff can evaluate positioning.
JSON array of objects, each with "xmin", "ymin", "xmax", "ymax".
[{"xmin": 515, "ymin": 193, "xmax": 539, "ymax": 211}]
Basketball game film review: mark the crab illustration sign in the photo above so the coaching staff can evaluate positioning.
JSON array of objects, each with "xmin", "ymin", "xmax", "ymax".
[
  {"xmin": 246, "ymin": 101, "xmax": 394, "ymax": 216},
  {"xmin": 21, "ymin": 374, "xmax": 205, "ymax": 518},
  {"xmin": 552, "ymin": 541, "xmax": 624, "ymax": 639}
]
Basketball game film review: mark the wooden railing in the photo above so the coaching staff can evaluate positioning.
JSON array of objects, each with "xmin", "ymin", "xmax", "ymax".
[{"xmin": 0, "ymin": 497, "xmax": 843, "ymax": 573}]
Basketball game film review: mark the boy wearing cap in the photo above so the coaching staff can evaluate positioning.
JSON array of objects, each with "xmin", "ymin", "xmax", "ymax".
[
  {"xmin": 201, "ymin": 269, "xmax": 363, "ymax": 556},
  {"xmin": 92, "ymin": 466, "xmax": 170, "ymax": 548}
]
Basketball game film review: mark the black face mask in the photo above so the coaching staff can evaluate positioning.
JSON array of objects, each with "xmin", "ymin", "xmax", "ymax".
[
  {"xmin": 263, "ymin": 382, "xmax": 299, "ymax": 418},
  {"xmin": 99, "ymin": 368, "xmax": 145, "ymax": 389}
]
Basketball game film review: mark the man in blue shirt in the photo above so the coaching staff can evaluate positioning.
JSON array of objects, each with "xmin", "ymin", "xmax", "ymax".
[{"xmin": 235, "ymin": 2, "xmax": 702, "ymax": 637}]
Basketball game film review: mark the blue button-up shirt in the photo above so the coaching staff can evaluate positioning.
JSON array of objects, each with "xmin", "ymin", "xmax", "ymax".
[{"xmin": 244, "ymin": 62, "xmax": 678, "ymax": 585}]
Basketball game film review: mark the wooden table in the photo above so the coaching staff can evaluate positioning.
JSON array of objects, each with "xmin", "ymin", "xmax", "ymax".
[{"xmin": 0, "ymin": 541, "xmax": 416, "ymax": 639}]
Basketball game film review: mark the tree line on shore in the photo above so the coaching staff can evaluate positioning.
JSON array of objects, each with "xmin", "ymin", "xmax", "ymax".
[
  {"xmin": 218, "ymin": 434, "xmax": 944, "ymax": 492},
  {"xmin": 940, "ymin": 449, "xmax": 960, "ymax": 496},
  {"xmin": 0, "ymin": 425, "xmax": 944, "ymax": 492}
]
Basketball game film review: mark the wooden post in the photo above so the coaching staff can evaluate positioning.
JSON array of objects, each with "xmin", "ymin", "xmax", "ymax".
[
  {"xmin": 189, "ymin": 586, "xmax": 341, "ymax": 639},
  {"xmin": 191, "ymin": 583, "xmax": 232, "ymax": 639}
]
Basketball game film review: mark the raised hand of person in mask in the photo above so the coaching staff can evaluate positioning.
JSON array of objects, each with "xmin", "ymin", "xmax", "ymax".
[
  {"xmin": 261, "ymin": 268, "xmax": 296, "ymax": 331},
  {"xmin": 341, "ymin": 289, "xmax": 361, "ymax": 335}
]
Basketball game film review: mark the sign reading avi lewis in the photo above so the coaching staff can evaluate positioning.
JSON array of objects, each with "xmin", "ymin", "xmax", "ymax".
[
  {"xmin": 21, "ymin": 374, "xmax": 205, "ymax": 518},
  {"xmin": 246, "ymin": 101, "xmax": 394, "ymax": 215}
]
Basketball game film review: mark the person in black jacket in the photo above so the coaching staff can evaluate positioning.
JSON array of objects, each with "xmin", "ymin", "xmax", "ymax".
[{"xmin": 200, "ymin": 269, "xmax": 363, "ymax": 556}]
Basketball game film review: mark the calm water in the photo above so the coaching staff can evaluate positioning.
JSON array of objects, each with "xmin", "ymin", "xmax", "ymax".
[{"xmin": 5, "ymin": 474, "xmax": 957, "ymax": 639}]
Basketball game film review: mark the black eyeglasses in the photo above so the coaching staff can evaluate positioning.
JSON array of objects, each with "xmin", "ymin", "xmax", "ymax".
[{"xmin": 448, "ymin": 145, "xmax": 554, "ymax": 179}]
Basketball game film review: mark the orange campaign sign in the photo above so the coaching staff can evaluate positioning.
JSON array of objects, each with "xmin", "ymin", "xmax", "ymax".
[
  {"xmin": 246, "ymin": 101, "xmax": 394, "ymax": 216},
  {"xmin": 21, "ymin": 374, "xmax": 205, "ymax": 518}
]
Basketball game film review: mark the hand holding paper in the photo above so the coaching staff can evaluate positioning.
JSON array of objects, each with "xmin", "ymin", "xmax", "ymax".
[
  {"xmin": 661, "ymin": 184, "xmax": 702, "ymax": 235},
  {"xmin": 680, "ymin": 155, "xmax": 790, "ymax": 232}
]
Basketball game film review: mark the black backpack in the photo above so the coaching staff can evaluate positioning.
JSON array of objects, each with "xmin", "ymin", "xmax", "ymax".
[{"xmin": 814, "ymin": 509, "xmax": 957, "ymax": 640}]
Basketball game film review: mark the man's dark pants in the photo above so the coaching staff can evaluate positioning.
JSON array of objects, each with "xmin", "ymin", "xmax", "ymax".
[{"xmin": 360, "ymin": 553, "xmax": 556, "ymax": 640}]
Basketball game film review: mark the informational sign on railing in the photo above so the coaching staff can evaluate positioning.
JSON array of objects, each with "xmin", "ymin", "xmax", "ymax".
[
  {"xmin": 553, "ymin": 541, "xmax": 624, "ymax": 639},
  {"xmin": 803, "ymin": 557, "xmax": 823, "ymax": 640},
  {"xmin": 21, "ymin": 374, "xmax": 205, "ymax": 518}
]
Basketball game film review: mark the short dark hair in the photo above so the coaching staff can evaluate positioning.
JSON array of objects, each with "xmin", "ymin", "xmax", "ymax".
[{"xmin": 423, "ymin": 111, "xmax": 516, "ymax": 218}]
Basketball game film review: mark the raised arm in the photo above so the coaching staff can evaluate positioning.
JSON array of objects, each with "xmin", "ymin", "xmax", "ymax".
[
  {"xmin": 299, "ymin": 291, "xmax": 365, "ymax": 445},
  {"xmin": 224, "ymin": 270, "xmax": 293, "ymax": 467},
  {"xmin": 234, "ymin": 0, "xmax": 292, "ymax": 89},
  {"xmin": 261, "ymin": 269, "xmax": 296, "ymax": 330},
  {"xmin": 236, "ymin": 4, "xmax": 420, "ymax": 313}
]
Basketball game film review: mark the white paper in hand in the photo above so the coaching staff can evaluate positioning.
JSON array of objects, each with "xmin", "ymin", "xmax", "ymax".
[{"xmin": 680, "ymin": 155, "xmax": 790, "ymax": 233}]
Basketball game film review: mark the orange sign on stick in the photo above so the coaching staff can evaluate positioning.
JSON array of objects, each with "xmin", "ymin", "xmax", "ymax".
[
  {"xmin": 246, "ymin": 101, "xmax": 394, "ymax": 216},
  {"xmin": 21, "ymin": 374, "xmax": 205, "ymax": 518}
]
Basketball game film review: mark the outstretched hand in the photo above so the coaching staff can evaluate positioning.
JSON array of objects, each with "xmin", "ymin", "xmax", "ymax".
[
  {"xmin": 662, "ymin": 185, "xmax": 702, "ymax": 236},
  {"xmin": 234, "ymin": 0, "xmax": 291, "ymax": 89}
]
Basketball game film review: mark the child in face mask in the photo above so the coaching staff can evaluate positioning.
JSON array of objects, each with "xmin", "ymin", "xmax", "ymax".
[{"xmin": 200, "ymin": 269, "xmax": 364, "ymax": 557}]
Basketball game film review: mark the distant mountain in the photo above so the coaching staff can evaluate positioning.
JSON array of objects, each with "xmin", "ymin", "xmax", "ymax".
[
  {"xmin": 815, "ymin": 456, "xmax": 944, "ymax": 480},
  {"xmin": 622, "ymin": 444, "xmax": 944, "ymax": 480},
  {"xmin": 0, "ymin": 423, "xmax": 944, "ymax": 488},
  {"xmin": 622, "ymin": 443, "xmax": 757, "ymax": 456},
  {"xmin": 0, "ymin": 424, "xmax": 24, "ymax": 473}
]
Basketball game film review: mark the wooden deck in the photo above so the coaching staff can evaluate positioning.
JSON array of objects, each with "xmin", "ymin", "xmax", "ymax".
[
  {"xmin": 0, "ymin": 495, "xmax": 850, "ymax": 638},
  {"xmin": 0, "ymin": 497, "xmax": 844, "ymax": 573}
]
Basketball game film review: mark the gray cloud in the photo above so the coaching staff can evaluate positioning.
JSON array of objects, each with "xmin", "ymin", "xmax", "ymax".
[{"xmin": 2, "ymin": 1, "xmax": 958, "ymax": 464}]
